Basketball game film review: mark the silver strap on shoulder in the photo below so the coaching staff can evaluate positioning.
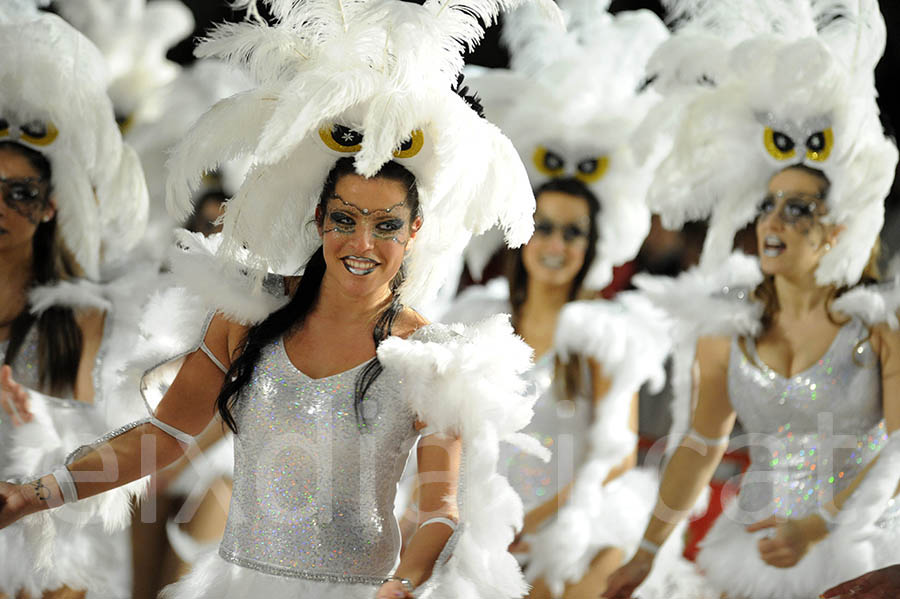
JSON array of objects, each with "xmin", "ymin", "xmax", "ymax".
[
  {"xmin": 150, "ymin": 417, "xmax": 195, "ymax": 446},
  {"xmin": 52, "ymin": 466, "xmax": 79, "ymax": 504},
  {"xmin": 199, "ymin": 341, "xmax": 228, "ymax": 374},
  {"xmin": 419, "ymin": 516, "xmax": 458, "ymax": 531},
  {"xmin": 686, "ymin": 427, "xmax": 730, "ymax": 447}
]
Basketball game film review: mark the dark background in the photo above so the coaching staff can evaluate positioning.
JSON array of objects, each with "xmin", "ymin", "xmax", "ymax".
[{"xmin": 165, "ymin": 0, "xmax": 900, "ymax": 250}]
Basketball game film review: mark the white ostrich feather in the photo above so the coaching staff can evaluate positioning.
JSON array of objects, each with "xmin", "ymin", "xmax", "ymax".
[{"xmin": 167, "ymin": 0, "xmax": 561, "ymax": 309}]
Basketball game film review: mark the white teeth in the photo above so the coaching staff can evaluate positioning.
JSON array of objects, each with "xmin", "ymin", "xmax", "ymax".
[
  {"xmin": 539, "ymin": 254, "xmax": 565, "ymax": 269},
  {"xmin": 342, "ymin": 256, "xmax": 377, "ymax": 275},
  {"xmin": 762, "ymin": 235, "xmax": 785, "ymax": 257}
]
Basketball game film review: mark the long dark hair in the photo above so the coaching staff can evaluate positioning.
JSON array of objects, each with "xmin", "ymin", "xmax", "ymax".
[
  {"xmin": 1, "ymin": 141, "xmax": 83, "ymax": 396},
  {"xmin": 215, "ymin": 157, "xmax": 419, "ymax": 433},
  {"xmin": 507, "ymin": 177, "xmax": 601, "ymax": 400}
]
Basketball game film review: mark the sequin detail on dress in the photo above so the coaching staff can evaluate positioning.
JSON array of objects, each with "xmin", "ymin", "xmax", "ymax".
[
  {"xmin": 218, "ymin": 337, "xmax": 420, "ymax": 583},
  {"xmin": 727, "ymin": 318, "xmax": 895, "ymax": 523}
]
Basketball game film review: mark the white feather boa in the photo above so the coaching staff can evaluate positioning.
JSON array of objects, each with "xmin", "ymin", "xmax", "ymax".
[
  {"xmin": 378, "ymin": 315, "xmax": 550, "ymax": 598},
  {"xmin": 833, "ymin": 277, "xmax": 900, "ymax": 330}
]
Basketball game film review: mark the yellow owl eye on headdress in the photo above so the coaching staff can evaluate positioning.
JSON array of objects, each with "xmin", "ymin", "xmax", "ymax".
[
  {"xmin": 392, "ymin": 130, "xmax": 424, "ymax": 159},
  {"xmin": 574, "ymin": 156, "xmax": 609, "ymax": 184},
  {"xmin": 763, "ymin": 127, "xmax": 797, "ymax": 161},
  {"xmin": 319, "ymin": 124, "xmax": 363, "ymax": 153},
  {"xmin": 116, "ymin": 112, "xmax": 135, "ymax": 135},
  {"xmin": 805, "ymin": 128, "xmax": 833, "ymax": 162},
  {"xmin": 19, "ymin": 120, "xmax": 59, "ymax": 146},
  {"xmin": 533, "ymin": 146, "xmax": 566, "ymax": 177}
]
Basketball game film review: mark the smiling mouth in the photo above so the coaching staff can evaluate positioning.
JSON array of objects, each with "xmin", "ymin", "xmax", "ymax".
[
  {"xmin": 762, "ymin": 234, "xmax": 786, "ymax": 257},
  {"xmin": 341, "ymin": 256, "xmax": 379, "ymax": 276},
  {"xmin": 539, "ymin": 254, "xmax": 565, "ymax": 269}
]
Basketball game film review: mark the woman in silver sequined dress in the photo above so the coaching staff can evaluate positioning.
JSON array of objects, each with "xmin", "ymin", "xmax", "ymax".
[{"xmin": 605, "ymin": 165, "xmax": 900, "ymax": 599}]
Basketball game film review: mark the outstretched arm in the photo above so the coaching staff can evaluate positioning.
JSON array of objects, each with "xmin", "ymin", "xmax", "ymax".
[
  {"xmin": 0, "ymin": 314, "xmax": 236, "ymax": 527},
  {"xmin": 604, "ymin": 336, "xmax": 736, "ymax": 598}
]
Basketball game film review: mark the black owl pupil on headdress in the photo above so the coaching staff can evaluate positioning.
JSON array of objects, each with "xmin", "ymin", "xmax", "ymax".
[
  {"xmin": 544, "ymin": 150, "xmax": 564, "ymax": 171},
  {"xmin": 21, "ymin": 120, "xmax": 47, "ymax": 137},
  {"xmin": 0, "ymin": 117, "xmax": 9, "ymax": 130},
  {"xmin": 397, "ymin": 136, "xmax": 413, "ymax": 152},
  {"xmin": 773, "ymin": 131, "xmax": 795, "ymax": 152},
  {"xmin": 332, "ymin": 124, "xmax": 363, "ymax": 148},
  {"xmin": 577, "ymin": 159, "xmax": 598, "ymax": 174},
  {"xmin": 806, "ymin": 132, "xmax": 825, "ymax": 151}
]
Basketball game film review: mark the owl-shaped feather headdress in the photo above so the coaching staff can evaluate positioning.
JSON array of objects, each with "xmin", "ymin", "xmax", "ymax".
[
  {"xmin": 464, "ymin": 0, "xmax": 670, "ymax": 290},
  {"xmin": 53, "ymin": 0, "xmax": 195, "ymax": 132},
  {"xmin": 646, "ymin": 0, "xmax": 897, "ymax": 287},
  {"xmin": 0, "ymin": 3, "xmax": 148, "ymax": 279},
  {"xmin": 166, "ymin": 0, "xmax": 561, "ymax": 308}
]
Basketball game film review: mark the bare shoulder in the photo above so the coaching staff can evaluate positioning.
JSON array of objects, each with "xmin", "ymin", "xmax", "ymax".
[
  {"xmin": 696, "ymin": 335, "xmax": 732, "ymax": 364},
  {"xmin": 208, "ymin": 312, "xmax": 250, "ymax": 363},
  {"xmin": 870, "ymin": 323, "xmax": 900, "ymax": 368},
  {"xmin": 393, "ymin": 307, "xmax": 430, "ymax": 340},
  {"xmin": 75, "ymin": 308, "xmax": 106, "ymax": 346}
]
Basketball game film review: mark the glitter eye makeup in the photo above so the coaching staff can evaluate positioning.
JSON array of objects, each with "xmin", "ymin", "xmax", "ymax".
[
  {"xmin": 321, "ymin": 196, "xmax": 412, "ymax": 244},
  {"xmin": 0, "ymin": 175, "xmax": 49, "ymax": 224},
  {"xmin": 756, "ymin": 191, "xmax": 822, "ymax": 229}
]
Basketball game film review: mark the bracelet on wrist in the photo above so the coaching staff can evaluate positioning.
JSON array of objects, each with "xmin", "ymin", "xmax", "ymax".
[
  {"xmin": 383, "ymin": 575, "xmax": 414, "ymax": 593},
  {"xmin": 638, "ymin": 538, "xmax": 660, "ymax": 556}
]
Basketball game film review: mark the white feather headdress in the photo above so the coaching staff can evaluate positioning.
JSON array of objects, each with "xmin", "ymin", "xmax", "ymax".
[
  {"xmin": 464, "ymin": 0, "xmax": 669, "ymax": 289},
  {"xmin": 0, "ymin": 5, "xmax": 148, "ymax": 279},
  {"xmin": 166, "ymin": 0, "xmax": 562, "ymax": 309},
  {"xmin": 53, "ymin": 0, "xmax": 194, "ymax": 127},
  {"xmin": 647, "ymin": 0, "xmax": 897, "ymax": 287}
]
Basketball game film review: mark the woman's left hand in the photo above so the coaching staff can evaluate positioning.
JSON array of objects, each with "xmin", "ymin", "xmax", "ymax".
[
  {"xmin": 375, "ymin": 580, "xmax": 414, "ymax": 599},
  {"xmin": 746, "ymin": 514, "xmax": 827, "ymax": 568}
]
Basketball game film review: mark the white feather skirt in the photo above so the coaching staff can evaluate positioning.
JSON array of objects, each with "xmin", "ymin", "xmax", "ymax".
[
  {"xmin": 160, "ymin": 551, "xmax": 377, "ymax": 599},
  {"xmin": 696, "ymin": 499, "xmax": 900, "ymax": 599}
]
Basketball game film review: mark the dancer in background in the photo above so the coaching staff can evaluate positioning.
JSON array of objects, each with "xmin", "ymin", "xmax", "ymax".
[
  {"xmin": 606, "ymin": 2, "xmax": 900, "ymax": 598},
  {"xmin": 437, "ymin": 2, "xmax": 707, "ymax": 597},
  {"xmin": 0, "ymin": 3, "xmax": 150, "ymax": 598},
  {"xmin": 0, "ymin": 0, "xmax": 564, "ymax": 597}
]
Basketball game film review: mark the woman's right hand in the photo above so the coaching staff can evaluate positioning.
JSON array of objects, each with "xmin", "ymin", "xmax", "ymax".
[
  {"xmin": 601, "ymin": 551, "xmax": 654, "ymax": 598},
  {"xmin": 1, "ymin": 365, "xmax": 33, "ymax": 425}
]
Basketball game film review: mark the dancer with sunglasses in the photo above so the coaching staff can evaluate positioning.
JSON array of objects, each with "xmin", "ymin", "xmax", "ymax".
[{"xmin": 605, "ymin": 2, "xmax": 900, "ymax": 598}]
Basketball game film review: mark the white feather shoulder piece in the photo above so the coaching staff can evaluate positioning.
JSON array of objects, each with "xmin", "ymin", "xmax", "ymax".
[
  {"xmin": 377, "ymin": 315, "xmax": 548, "ymax": 598},
  {"xmin": 440, "ymin": 277, "xmax": 511, "ymax": 324},
  {"xmin": 832, "ymin": 278, "xmax": 900, "ymax": 329}
]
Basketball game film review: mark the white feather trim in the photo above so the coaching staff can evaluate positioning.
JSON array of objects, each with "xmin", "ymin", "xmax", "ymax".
[
  {"xmin": 521, "ymin": 296, "xmax": 672, "ymax": 594},
  {"xmin": 378, "ymin": 316, "xmax": 548, "ymax": 598},
  {"xmin": 832, "ymin": 278, "xmax": 900, "ymax": 329}
]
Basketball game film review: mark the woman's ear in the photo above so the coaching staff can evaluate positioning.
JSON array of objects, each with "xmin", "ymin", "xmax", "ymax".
[
  {"xmin": 42, "ymin": 197, "xmax": 57, "ymax": 223},
  {"xmin": 315, "ymin": 205, "xmax": 323, "ymax": 238},
  {"xmin": 409, "ymin": 215, "xmax": 423, "ymax": 239},
  {"xmin": 826, "ymin": 223, "xmax": 846, "ymax": 248}
]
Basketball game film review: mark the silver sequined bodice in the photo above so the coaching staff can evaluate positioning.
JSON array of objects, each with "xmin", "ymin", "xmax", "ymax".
[
  {"xmin": 728, "ymin": 318, "xmax": 892, "ymax": 521},
  {"xmin": 500, "ymin": 354, "xmax": 592, "ymax": 510},
  {"xmin": 218, "ymin": 336, "xmax": 420, "ymax": 583}
]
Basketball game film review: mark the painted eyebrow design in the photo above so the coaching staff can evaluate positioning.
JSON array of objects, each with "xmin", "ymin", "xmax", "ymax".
[{"xmin": 329, "ymin": 193, "xmax": 406, "ymax": 216}]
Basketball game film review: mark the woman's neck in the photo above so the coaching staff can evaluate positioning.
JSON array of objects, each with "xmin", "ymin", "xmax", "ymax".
[
  {"xmin": 521, "ymin": 277, "xmax": 571, "ymax": 322},
  {"xmin": 314, "ymin": 275, "xmax": 394, "ymax": 326},
  {"xmin": 772, "ymin": 272, "xmax": 835, "ymax": 322}
]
